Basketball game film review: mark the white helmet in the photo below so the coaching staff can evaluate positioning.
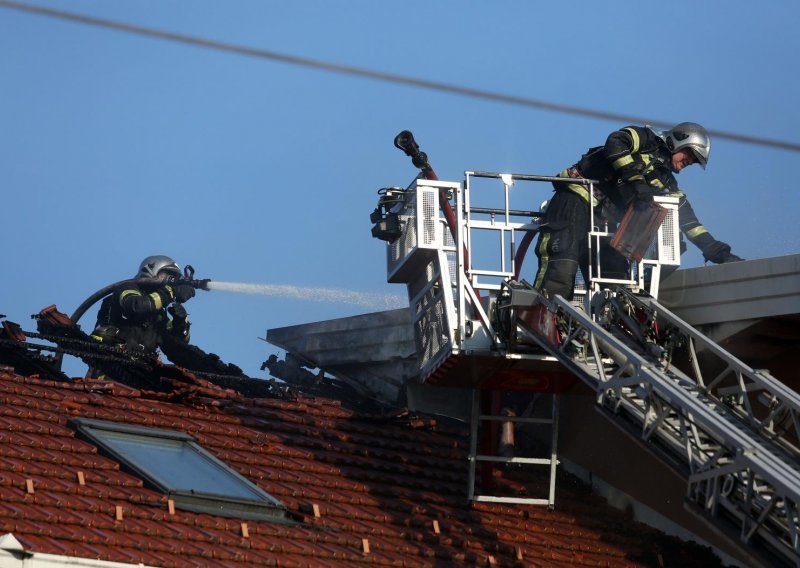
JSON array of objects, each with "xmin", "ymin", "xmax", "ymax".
[
  {"xmin": 137, "ymin": 255, "xmax": 181, "ymax": 280},
  {"xmin": 665, "ymin": 122, "xmax": 711, "ymax": 169}
]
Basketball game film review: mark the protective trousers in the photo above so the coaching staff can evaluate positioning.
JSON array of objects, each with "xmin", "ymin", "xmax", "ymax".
[{"xmin": 533, "ymin": 189, "xmax": 628, "ymax": 301}]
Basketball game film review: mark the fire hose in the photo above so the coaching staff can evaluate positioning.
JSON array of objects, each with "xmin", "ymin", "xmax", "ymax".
[
  {"xmin": 51, "ymin": 265, "xmax": 210, "ymax": 371},
  {"xmin": 69, "ymin": 264, "xmax": 211, "ymax": 326},
  {"xmin": 392, "ymin": 130, "xmax": 480, "ymax": 299}
]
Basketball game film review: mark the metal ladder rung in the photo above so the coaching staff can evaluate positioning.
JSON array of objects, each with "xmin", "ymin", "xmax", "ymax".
[
  {"xmin": 521, "ymin": 292, "xmax": 800, "ymax": 564},
  {"xmin": 478, "ymin": 414, "xmax": 554, "ymax": 425},
  {"xmin": 468, "ymin": 389, "xmax": 560, "ymax": 508},
  {"xmin": 473, "ymin": 455, "xmax": 557, "ymax": 465},
  {"xmin": 474, "ymin": 496, "xmax": 552, "ymax": 506}
]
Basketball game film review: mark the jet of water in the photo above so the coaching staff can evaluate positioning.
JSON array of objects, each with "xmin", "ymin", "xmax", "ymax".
[{"xmin": 206, "ymin": 281, "xmax": 406, "ymax": 310}]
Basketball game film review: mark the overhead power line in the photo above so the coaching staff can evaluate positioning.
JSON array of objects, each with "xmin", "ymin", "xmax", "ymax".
[{"xmin": 2, "ymin": 0, "xmax": 799, "ymax": 154}]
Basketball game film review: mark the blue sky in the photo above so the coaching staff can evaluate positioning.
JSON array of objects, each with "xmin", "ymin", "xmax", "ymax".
[{"xmin": 2, "ymin": 1, "xmax": 799, "ymax": 379}]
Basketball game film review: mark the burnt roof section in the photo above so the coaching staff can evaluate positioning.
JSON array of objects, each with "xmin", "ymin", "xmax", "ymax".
[
  {"xmin": 0, "ymin": 368, "xmax": 726, "ymax": 567},
  {"xmin": 1, "ymin": 304, "xmax": 294, "ymax": 401}
]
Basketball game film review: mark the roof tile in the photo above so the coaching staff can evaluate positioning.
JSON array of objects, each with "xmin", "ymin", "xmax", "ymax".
[{"xmin": 0, "ymin": 371, "xmax": 726, "ymax": 567}]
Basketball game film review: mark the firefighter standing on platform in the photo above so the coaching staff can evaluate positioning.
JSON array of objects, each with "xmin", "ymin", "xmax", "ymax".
[
  {"xmin": 90, "ymin": 255, "xmax": 196, "ymax": 354},
  {"xmin": 533, "ymin": 122, "xmax": 743, "ymax": 301}
]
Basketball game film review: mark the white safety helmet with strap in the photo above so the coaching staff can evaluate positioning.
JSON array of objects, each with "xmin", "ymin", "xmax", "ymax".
[{"xmin": 664, "ymin": 122, "xmax": 711, "ymax": 169}]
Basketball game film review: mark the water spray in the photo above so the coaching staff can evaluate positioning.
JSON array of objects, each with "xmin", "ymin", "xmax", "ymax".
[
  {"xmin": 69, "ymin": 263, "xmax": 405, "ymax": 333},
  {"xmin": 206, "ymin": 281, "xmax": 405, "ymax": 310}
]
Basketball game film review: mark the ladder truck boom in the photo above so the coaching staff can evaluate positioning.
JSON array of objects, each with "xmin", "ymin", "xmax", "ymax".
[{"xmin": 370, "ymin": 132, "xmax": 800, "ymax": 565}]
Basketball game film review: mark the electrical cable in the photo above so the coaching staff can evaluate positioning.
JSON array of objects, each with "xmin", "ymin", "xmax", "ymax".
[{"xmin": 1, "ymin": 0, "xmax": 799, "ymax": 153}]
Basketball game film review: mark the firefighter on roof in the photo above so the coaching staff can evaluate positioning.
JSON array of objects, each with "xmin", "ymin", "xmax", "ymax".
[
  {"xmin": 533, "ymin": 122, "xmax": 743, "ymax": 300},
  {"xmin": 90, "ymin": 255, "xmax": 196, "ymax": 354}
]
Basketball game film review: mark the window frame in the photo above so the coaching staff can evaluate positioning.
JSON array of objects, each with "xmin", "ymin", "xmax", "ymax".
[{"xmin": 69, "ymin": 417, "xmax": 290, "ymax": 522}]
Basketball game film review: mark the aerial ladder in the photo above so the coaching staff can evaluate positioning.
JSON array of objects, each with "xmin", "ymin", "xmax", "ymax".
[{"xmin": 370, "ymin": 133, "xmax": 800, "ymax": 566}]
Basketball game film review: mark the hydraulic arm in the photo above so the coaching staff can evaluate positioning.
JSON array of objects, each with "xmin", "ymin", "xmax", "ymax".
[{"xmin": 371, "ymin": 132, "xmax": 800, "ymax": 565}]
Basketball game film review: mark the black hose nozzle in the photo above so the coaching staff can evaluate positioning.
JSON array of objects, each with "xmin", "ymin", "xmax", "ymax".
[
  {"xmin": 165, "ymin": 276, "xmax": 211, "ymax": 291},
  {"xmin": 393, "ymin": 130, "xmax": 416, "ymax": 155},
  {"xmin": 394, "ymin": 130, "xmax": 430, "ymax": 171},
  {"xmin": 191, "ymin": 279, "xmax": 211, "ymax": 291}
]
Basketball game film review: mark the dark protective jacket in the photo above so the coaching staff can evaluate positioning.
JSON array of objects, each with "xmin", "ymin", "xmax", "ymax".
[
  {"xmin": 558, "ymin": 125, "xmax": 733, "ymax": 263},
  {"xmin": 88, "ymin": 282, "xmax": 248, "ymax": 379},
  {"xmin": 91, "ymin": 282, "xmax": 190, "ymax": 354}
]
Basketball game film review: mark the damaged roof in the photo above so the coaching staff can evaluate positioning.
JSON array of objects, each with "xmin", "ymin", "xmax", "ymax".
[{"xmin": 0, "ymin": 367, "xmax": 725, "ymax": 567}]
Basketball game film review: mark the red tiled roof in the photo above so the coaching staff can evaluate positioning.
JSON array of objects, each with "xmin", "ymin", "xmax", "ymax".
[{"xmin": 0, "ymin": 369, "xmax": 723, "ymax": 567}]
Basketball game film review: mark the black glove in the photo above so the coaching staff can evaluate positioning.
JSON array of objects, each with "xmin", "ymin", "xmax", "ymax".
[
  {"xmin": 632, "ymin": 196, "xmax": 656, "ymax": 212},
  {"xmin": 168, "ymin": 303, "xmax": 188, "ymax": 320},
  {"xmin": 609, "ymin": 182, "xmax": 656, "ymax": 211},
  {"xmin": 703, "ymin": 241, "xmax": 738, "ymax": 264},
  {"xmin": 172, "ymin": 284, "xmax": 196, "ymax": 303},
  {"xmin": 719, "ymin": 252, "xmax": 744, "ymax": 263},
  {"xmin": 632, "ymin": 182, "xmax": 658, "ymax": 200},
  {"xmin": 168, "ymin": 304, "xmax": 190, "ymax": 338}
]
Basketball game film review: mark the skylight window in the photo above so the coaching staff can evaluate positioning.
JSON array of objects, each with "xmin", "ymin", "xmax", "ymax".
[{"xmin": 69, "ymin": 418, "xmax": 289, "ymax": 522}]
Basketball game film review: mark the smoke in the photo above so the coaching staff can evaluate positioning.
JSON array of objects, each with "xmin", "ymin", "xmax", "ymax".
[{"xmin": 206, "ymin": 281, "xmax": 406, "ymax": 310}]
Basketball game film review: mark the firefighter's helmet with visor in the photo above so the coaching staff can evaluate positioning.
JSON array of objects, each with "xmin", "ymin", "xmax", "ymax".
[
  {"xmin": 665, "ymin": 122, "xmax": 711, "ymax": 169},
  {"xmin": 137, "ymin": 255, "xmax": 181, "ymax": 281}
]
